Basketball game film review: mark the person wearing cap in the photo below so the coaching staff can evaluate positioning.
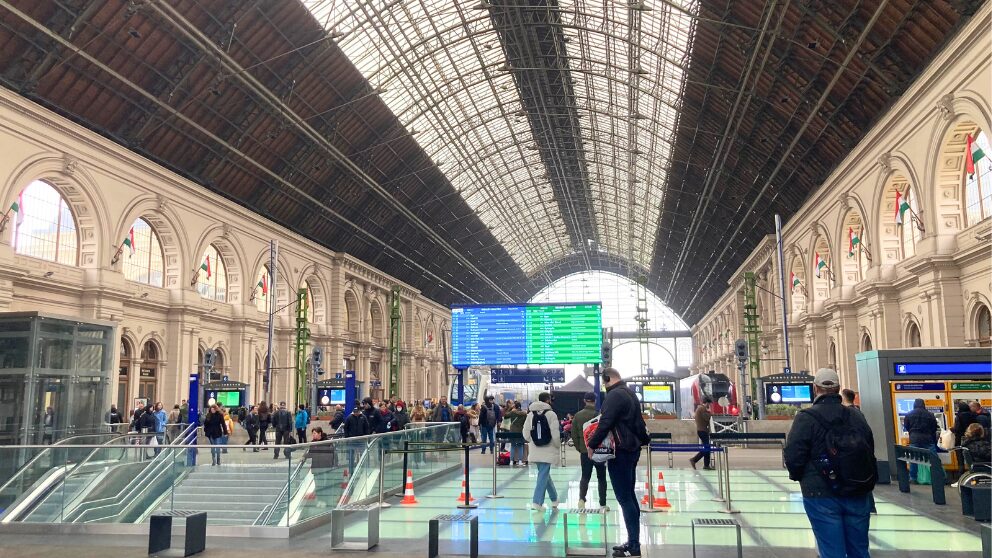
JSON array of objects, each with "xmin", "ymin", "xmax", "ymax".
[
  {"xmin": 572, "ymin": 391, "xmax": 608, "ymax": 511},
  {"xmin": 784, "ymin": 368, "xmax": 876, "ymax": 558}
]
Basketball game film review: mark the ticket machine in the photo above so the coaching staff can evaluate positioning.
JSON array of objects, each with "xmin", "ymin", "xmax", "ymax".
[{"xmin": 856, "ymin": 348, "xmax": 992, "ymax": 477}]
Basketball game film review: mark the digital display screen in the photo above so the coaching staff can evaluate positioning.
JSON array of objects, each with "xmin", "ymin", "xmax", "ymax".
[
  {"xmin": 765, "ymin": 383, "xmax": 813, "ymax": 404},
  {"xmin": 642, "ymin": 385, "xmax": 674, "ymax": 403},
  {"xmin": 451, "ymin": 303, "xmax": 602, "ymax": 367},
  {"xmin": 215, "ymin": 391, "xmax": 240, "ymax": 408},
  {"xmin": 896, "ymin": 399, "xmax": 916, "ymax": 415},
  {"xmin": 894, "ymin": 362, "xmax": 991, "ymax": 376}
]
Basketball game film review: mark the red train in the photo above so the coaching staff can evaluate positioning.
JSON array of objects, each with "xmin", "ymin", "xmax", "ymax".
[{"xmin": 679, "ymin": 371, "xmax": 739, "ymax": 418}]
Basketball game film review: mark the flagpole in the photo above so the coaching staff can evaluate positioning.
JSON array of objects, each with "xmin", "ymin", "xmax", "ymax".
[
  {"xmin": 265, "ymin": 239, "xmax": 277, "ymax": 404},
  {"xmin": 774, "ymin": 214, "xmax": 792, "ymax": 374}
]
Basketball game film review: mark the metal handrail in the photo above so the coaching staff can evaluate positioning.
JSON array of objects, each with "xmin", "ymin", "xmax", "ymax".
[{"xmin": 257, "ymin": 458, "xmax": 309, "ymax": 526}]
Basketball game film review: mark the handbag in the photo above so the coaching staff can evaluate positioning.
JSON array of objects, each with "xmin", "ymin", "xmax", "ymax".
[
  {"xmin": 500, "ymin": 417, "xmax": 512, "ymax": 430},
  {"xmin": 583, "ymin": 415, "xmax": 616, "ymax": 463},
  {"xmin": 938, "ymin": 430, "xmax": 955, "ymax": 451}
]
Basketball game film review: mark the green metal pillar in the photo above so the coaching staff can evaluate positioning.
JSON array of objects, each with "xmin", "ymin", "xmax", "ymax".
[
  {"xmin": 294, "ymin": 288, "xmax": 310, "ymax": 406},
  {"xmin": 388, "ymin": 285, "xmax": 401, "ymax": 399},
  {"xmin": 742, "ymin": 272, "xmax": 762, "ymax": 409},
  {"xmin": 635, "ymin": 275, "xmax": 650, "ymax": 375}
]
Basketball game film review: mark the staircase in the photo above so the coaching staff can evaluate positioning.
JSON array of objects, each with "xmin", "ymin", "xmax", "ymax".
[{"xmin": 153, "ymin": 465, "xmax": 289, "ymax": 526}]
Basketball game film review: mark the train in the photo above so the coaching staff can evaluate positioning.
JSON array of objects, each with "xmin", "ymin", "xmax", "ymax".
[{"xmin": 679, "ymin": 371, "xmax": 739, "ymax": 418}]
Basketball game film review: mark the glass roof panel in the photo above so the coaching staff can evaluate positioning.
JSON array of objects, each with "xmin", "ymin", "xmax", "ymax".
[{"xmin": 302, "ymin": 0, "xmax": 697, "ymax": 276}]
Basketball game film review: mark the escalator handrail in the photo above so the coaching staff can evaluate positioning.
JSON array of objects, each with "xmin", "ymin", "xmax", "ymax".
[{"xmin": 257, "ymin": 456, "xmax": 309, "ymax": 526}]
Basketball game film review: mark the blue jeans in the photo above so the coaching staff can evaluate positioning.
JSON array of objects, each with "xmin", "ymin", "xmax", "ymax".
[
  {"xmin": 208, "ymin": 436, "xmax": 223, "ymax": 463},
  {"xmin": 909, "ymin": 442, "xmax": 937, "ymax": 481},
  {"xmin": 511, "ymin": 442, "xmax": 525, "ymax": 462},
  {"xmin": 533, "ymin": 462, "xmax": 558, "ymax": 506},
  {"xmin": 803, "ymin": 493, "xmax": 872, "ymax": 558},
  {"xmin": 608, "ymin": 450, "xmax": 641, "ymax": 550},
  {"xmin": 480, "ymin": 426, "xmax": 495, "ymax": 453}
]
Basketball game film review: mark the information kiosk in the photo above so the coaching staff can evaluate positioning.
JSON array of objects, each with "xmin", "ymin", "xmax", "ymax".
[
  {"xmin": 202, "ymin": 380, "xmax": 248, "ymax": 409},
  {"xmin": 625, "ymin": 374, "xmax": 679, "ymax": 417},
  {"xmin": 856, "ymin": 348, "xmax": 991, "ymax": 476},
  {"xmin": 757, "ymin": 372, "xmax": 814, "ymax": 419},
  {"xmin": 316, "ymin": 372, "xmax": 361, "ymax": 415}
]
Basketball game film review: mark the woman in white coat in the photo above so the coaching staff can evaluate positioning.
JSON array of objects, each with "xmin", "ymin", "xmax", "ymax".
[{"xmin": 523, "ymin": 392, "xmax": 561, "ymax": 511}]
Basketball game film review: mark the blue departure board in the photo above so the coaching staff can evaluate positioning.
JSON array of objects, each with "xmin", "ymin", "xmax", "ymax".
[{"xmin": 451, "ymin": 303, "xmax": 602, "ymax": 367}]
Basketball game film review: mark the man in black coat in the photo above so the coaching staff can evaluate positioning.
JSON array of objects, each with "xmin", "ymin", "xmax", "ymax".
[
  {"xmin": 586, "ymin": 368, "xmax": 649, "ymax": 558},
  {"xmin": 271, "ymin": 402, "xmax": 294, "ymax": 459},
  {"xmin": 244, "ymin": 406, "xmax": 261, "ymax": 452},
  {"xmin": 902, "ymin": 398, "xmax": 939, "ymax": 483}
]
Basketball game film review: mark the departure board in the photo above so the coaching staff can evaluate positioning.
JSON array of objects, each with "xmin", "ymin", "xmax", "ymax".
[{"xmin": 451, "ymin": 303, "xmax": 602, "ymax": 367}]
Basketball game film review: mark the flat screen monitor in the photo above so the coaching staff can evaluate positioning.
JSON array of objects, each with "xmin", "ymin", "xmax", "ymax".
[
  {"xmin": 765, "ymin": 383, "xmax": 813, "ymax": 404},
  {"xmin": 451, "ymin": 303, "xmax": 602, "ymax": 367},
  {"xmin": 642, "ymin": 384, "xmax": 674, "ymax": 403},
  {"xmin": 215, "ymin": 391, "xmax": 240, "ymax": 408},
  {"xmin": 896, "ymin": 398, "xmax": 917, "ymax": 415}
]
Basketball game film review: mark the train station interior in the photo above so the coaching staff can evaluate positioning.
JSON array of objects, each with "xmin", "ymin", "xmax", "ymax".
[{"xmin": 0, "ymin": 0, "xmax": 989, "ymax": 557}]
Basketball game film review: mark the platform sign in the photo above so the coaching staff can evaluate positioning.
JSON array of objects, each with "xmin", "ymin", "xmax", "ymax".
[
  {"xmin": 490, "ymin": 367, "xmax": 565, "ymax": 384},
  {"xmin": 451, "ymin": 303, "xmax": 602, "ymax": 367},
  {"xmin": 893, "ymin": 362, "xmax": 991, "ymax": 376}
]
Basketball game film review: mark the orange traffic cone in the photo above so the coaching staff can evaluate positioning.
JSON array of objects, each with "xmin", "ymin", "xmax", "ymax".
[
  {"xmin": 340, "ymin": 468, "xmax": 350, "ymax": 489},
  {"xmin": 455, "ymin": 468, "xmax": 475, "ymax": 503},
  {"xmin": 640, "ymin": 481, "xmax": 651, "ymax": 506},
  {"xmin": 652, "ymin": 471, "xmax": 672, "ymax": 510},
  {"xmin": 400, "ymin": 470, "xmax": 419, "ymax": 505}
]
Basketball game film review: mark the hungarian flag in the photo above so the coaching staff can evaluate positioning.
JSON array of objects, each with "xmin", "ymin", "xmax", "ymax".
[
  {"xmin": 895, "ymin": 189, "xmax": 911, "ymax": 225},
  {"xmin": 260, "ymin": 274, "xmax": 268, "ymax": 296},
  {"xmin": 426, "ymin": 330, "xmax": 433, "ymax": 346},
  {"xmin": 791, "ymin": 272, "xmax": 801, "ymax": 290},
  {"xmin": 123, "ymin": 227, "xmax": 136, "ymax": 257},
  {"xmin": 966, "ymin": 134, "xmax": 986, "ymax": 177},
  {"xmin": 848, "ymin": 227, "xmax": 860, "ymax": 257},
  {"xmin": 200, "ymin": 256, "xmax": 211, "ymax": 279},
  {"xmin": 814, "ymin": 252, "xmax": 827, "ymax": 278},
  {"xmin": 8, "ymin": 194, "xmax": 23, "ymax": 226}
]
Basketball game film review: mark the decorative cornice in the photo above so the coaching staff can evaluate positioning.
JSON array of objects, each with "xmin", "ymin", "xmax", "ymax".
[{"xmin": 935, "ymin": 93, "xmax": 955, "ymax": 121}]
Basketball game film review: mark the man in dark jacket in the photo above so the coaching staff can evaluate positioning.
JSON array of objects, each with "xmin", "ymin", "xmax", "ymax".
[
  {"xmin": 344, "ymin": 405, "xmax": 371, "ymax": 438},
  {"xmin": 587, "ymin": 368, "xmax": 649, "ymax": 558},
  {"xmin": 362, "ymin": 398, "xmax": 383, "ymax": 434},
  {"xmin": 330, "ymin": 405, "xmax": 346, "ymax": 431},
  {"xmin": 479, "ymin": 396, "xmax": 502, "ymax": 455},
  {"xmin": 244, "ymin": 406, "xmax": 261, "ymax": 452},
  {"xmin": 784, "ymin": 368, "xmax": 876, "ymax": 558},
  {"xmin": 431, "ymin": 396, "xmax": 453, "ymax": 422},
  {"xmin": 970, "ymin": 401, "xmax": 990, "ymax": 435},
  {"xmin": 572, "ymin": 392, "xmax": 607, "ymax": 510},
  {"xmin": 903, "ymin": 398, "xmax": 939, "ymax": 482},
  {"xmin": 689, "ymin": 397, "xmax": 714, "ymax": 470},
  {"xmin": 271, "ymin": 402, "xmax": 294, "ymax": 459}
]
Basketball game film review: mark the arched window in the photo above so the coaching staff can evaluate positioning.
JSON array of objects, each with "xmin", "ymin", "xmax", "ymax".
[
  {"xmin": 302, "ymin": 281, "xmax": 316, "ymax": 323},
  {"xmin": 370, "ymin": 303, "xmax": 383, "ymax": 342},
  {"xmin": 11, "ymin": 180, "xmax": 78, "ymax": 265},
  {"xmin": 906, "ymin": 322, "xmax": 922, "ymax": 348},
  {"xmin": 841, "ymin": 212, "xmax": 869, "ymax": 283},
  {"xmin": 252, "ymin": 265, "xmax": 271, "ymax": 313},
  {"xmin": 789, "ymin": 258, "xmax": 807, "ymax": 315},
  {"xmin": 122, "ymin": 218, "xmax": 164, "ymax": 287},
  {"xmin": 965, "ymin": 130, "xmax": 992, "ymax": 225},
  {"xmin": 828, "ymin": 341, "xmax": 837, "ymax": 368},
  {"xmin": 118, "ymin": 338, "xmax": 132, "ymax": 412},
  {"xmin": 212, "ymin": 348, "xmax": 225, "ymax": 381},
  {"xmin": 975, "ymin": 304, "xmax": 991, "ymax": 348},
  {"xmin": 196, "ymin": 245, "xmax": 228, "ymax": 302},
  {"xmin": 139, "ymin": 341, "xmax": 160, "ymax": 404},
  {"xmin": 899, "ymin": 186, "xmax": 922, "ymax": 259},
  {"xmin": 344, "ymin": 290, "xmax": 360, "ymax": 333},
  {"xmin": 861, "ymin": 332, "xmax": 873, "ymax": 352},
  {"xmin": 811, "ymin": 236, "xmax": 832, "ymax": 304}
]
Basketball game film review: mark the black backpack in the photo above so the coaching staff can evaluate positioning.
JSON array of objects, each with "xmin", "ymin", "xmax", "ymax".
[
  {"xmin": 530, "ymin": 410, "xmax": 553, "ymax": 447},
  {"xmin": 805, "ymin": 407, "xmax": 877, "ymax": 496}
]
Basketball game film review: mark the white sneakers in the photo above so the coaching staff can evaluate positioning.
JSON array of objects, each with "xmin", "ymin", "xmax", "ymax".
[
  {"xmin": 528, "ymin": 503, "xmax": 544, "ymax": 511},
  {"xmin": 550, "ymin": 501, "xmax": 559, "ymax": 509},
  {"xmin": 577, "ymin": 499, "xmax": 586, "ymax": 510}
]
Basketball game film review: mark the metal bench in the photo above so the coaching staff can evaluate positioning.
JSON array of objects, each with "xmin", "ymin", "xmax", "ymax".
[
  {"xmin": 148, "ymin": 510, "xmax": 206, "ymax": 557},
  {"xmin": 331, "ymin": 503, "xmax": 379, "ymax": 551},
  {"xmin": 894, "ymin": 445, "xmax": 947, "ymax": 505},
  {"xmin": 562, "ymin": 508, "xmax": 608, "ymax": 556},
  {"xmin": 428, "ymin": 513, "xmax": 479, "ymax": 558},
  {"xmin": 690, "ymin": 518, "xmax": 742, "ymax": 558}
]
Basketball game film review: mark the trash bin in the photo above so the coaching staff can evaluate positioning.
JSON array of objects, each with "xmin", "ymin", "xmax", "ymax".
[{"xmin": 962, "ymin": 478, "xmax": 992, "ymax": 522}]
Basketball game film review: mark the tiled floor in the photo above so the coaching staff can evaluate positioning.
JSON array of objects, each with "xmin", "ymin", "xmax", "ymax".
[{"xmin": 0, "ymin": 449, "xmax": 984, "ymax": 557}]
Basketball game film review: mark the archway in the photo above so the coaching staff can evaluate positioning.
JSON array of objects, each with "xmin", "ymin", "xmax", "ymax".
[
  {"xmin": 905, "ymin": 320, "xmax": 922, "ymax": 348},
  {"xmin": 811, "ymin": 233, "xmax": 833, "ymax": 306},
  {"xmin": 839, "ymin": 210, "xmax": 869, "ymax": 284}
]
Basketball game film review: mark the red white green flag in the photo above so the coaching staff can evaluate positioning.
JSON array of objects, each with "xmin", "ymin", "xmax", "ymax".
[
  {"xmin": 791, "ymin": 271, "xmax": 801, "ymax": 290},
  {"xmin": 966, "ymin": 134, "xmax": 986, "ymax": 177},
  {"xmin": 814, "ymin": 252, "xmax": 827, "ymax": 278},
  {"xmin": 260, "ymin": 274, "xmax": 268, "ymax": 296},
  {"xmin": 8, "ymin": 195, "xmax": 23, "ymax": 226},
  {"xmin": 848, "ymin": 227, "xmax": 861, "ymax": 257},
  {"xmin": 123, "ymin": 227, "xmax": 136, "ymax": 257},
  {"xmin": 894, "ymin": 189, "xmax": 911, "ymax": 225},
  {"xmin": 200, "ymin": 256, "xmax": 211, "ymax": 279}
]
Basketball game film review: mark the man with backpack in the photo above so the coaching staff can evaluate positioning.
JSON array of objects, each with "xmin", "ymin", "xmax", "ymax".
[
  {"xmin": 785, "ymin": 368, "xmax": 877, "ymax": 558},
  {"xmin": 523, "ymin": 392, "xmax": 561, "ymax": 511},
  {"xmin": 587, "ymin": 368, "xmax": 651, "ymax": 558},
  {"xmin": 479, "ymin": 396, "xmax": 502, "ymax": 455}
]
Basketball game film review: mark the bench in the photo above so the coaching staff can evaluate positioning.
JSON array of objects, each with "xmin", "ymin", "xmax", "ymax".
[
  {"xmin": 428, "ymin": 513, "xmax": 478, "ymax": 558},
  {"xmin": 148, "ymin": 510, "xmax": 206, "ymax": 557},
  {"xmin": 331, "ymin": 503, "xmax": 379, "ymax": 551},
  {"xmin": 562, "ymin": 508, "xmax": 608, "ymax": 556},
  {"xmin": 690, "ymin": 518, "xmax": 742, "ymax": 558},
  {"xmin": 894, "ymin": 445, "xmax": 946, "ymax": 505}
]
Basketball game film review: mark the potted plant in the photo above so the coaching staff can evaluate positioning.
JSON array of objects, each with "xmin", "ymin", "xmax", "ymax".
[{"xmin": 765, "ymin": 404, "xmax": 799, "ymax": 420}]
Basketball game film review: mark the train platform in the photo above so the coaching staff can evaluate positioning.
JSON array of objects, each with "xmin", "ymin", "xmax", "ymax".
[{"xmin": 0, "ymin": 449, "xmax": 982, "ymax": 558}]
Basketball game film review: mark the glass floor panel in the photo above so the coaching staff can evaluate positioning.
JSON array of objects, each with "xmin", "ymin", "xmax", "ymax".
[{"xmin": 336, "ymin": 463, "xmax": 982, "ymax": 554}]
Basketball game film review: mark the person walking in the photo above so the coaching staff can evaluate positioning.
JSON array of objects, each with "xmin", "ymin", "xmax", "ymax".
[
  {"xmin": 411, "ymin": 401, "xmax": 427, "ymax": 423},
  {"xmin": 587, "ymin": 368, "xmax": 650, "ymax": 557},
  {"xmin": 362, "ymin": 398, "xmax": 384, "ymax": 434},
  {"xmin": 393, "ymin": 401, "xmax": 410, "ymax": 431},
  {"xmin": 179, "ymin": 400, "xmax": 189, "ymax": 428},
  {"xmin": 455, "ymin": 405, "xmax": 470, "ymax": 443},
  {"xmin": 344, "ymin": 404, "xmax": 370, "ymax": 438},
  {"xmin": 507, "ymin": 401, "xmax": 528, "ymax": 466},
  {"xmin": 468, "ymin": 404, "xmax": 481, "ymax": 443},
  {"xmin": 244, "ymin": 405, "xmax": 261, "ymax": 451},
  {"xmin": 523, "ymin": 392, "xmax": 561, "ymax": 511},
  {"xmin": 153, "ymin": 402, "xmax": 167, "ymax": 447},
  {"xmin": 221, "ymin": 408, "xmax": 235, "ymax": 454},
  {"xmin": 689, "ymin": 397, "xmax": 714, "ymax": 470},
  {"xmin": 272, "ymin": 402, "xmax": 294, "ymax": 459},
  {"xmin": 784, "ymin": 368, "xmax": 877, "ymax": 558},
  {"xmin": 431, "ymin": 396, "xmax": 454, "ymax": 422},
  {"xmin": 203, "ymin": 404, "xmax": 227, "ymax": 466},
  {"xmin": 257, "ymin": 401, "xmax": 271, "ymax": 449},
  {"xmin": 572, "ymin": 392, "xmax": 607, "ymax": 511},
  {"xmin": 106, "ymin": 405, "xmax": 125, "ymax": 433},
  {"xmin": 167, "ymin": 404, "xmax": 181, "ymax": 443},
  {"xmin": 479, "ymin": 396, "xmax": 502, "ymax": 455},
  {"xmin": 307, "ymin": 427, "xmax": 335, "ymax": 506},
  {"xmin": 902, "ymin": 398, "xmax": 939, "ymax": 483},
  {"xmin": 295, "ymin": 404, "xmax": 310, "ymax": 442}
]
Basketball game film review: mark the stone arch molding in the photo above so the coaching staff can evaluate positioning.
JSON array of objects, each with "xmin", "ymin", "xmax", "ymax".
[
  {"xmin": 872, "ymin": 152, "xmax": 925, "ymax": 240},
  {"xmin": 138, "ymin": 331, "xmax": 167, "ymax": 364},
  {"xmin": 2, "ymin": 152, "xmax": 111, "ymax": 268},
  {"xmin": 191, "ymin": 224, "xmax": 247, "ymax": 305},
  {"xmin": 965, "ymin": 293, "xmax": 991, "ymax": 341},
  {"xmin": 299, "ymin": 267, "xmax": 330, "ymax": 327},
  {"xmin": 247, "ymin": 249, "xmax": 293, "ymax": 315},
  {"xmin": 115, "ymin": 195, "xmax": 188, "ymax": 289},
  {"xmin": 926, "ymin": 92, "xmax": 992, "ymax": 234}
]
